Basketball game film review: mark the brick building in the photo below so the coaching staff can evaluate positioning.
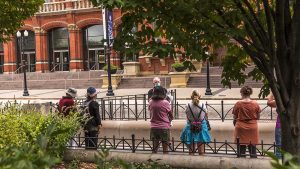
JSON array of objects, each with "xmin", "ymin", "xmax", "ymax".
[{"xmin": 0, "ymin": 0, "xmax": 215, "ymax": 75}]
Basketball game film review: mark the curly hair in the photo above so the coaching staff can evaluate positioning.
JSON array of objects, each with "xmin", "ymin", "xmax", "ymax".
[{"xmin": 240, "ymin": 86, "xmax": 253, "ymax": 97}]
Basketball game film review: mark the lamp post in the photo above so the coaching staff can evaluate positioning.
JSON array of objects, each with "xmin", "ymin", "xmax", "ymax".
[
  {"xmin": 104, "ymin": 9, "xmax": 114, "ymax": 96},
  {"xmin": 17, "ymin": 30, "xmax": 29, "ymax": 96},
  {"xmin": 205, "ymin": 51, "xmax": 212, "ymax": 95}
]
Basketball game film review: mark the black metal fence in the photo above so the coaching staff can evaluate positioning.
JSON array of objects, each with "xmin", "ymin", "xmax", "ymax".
[
  {"xmin": 51, "ymin": 89, "xmax": 277, "ymax": 121},
  {"xmin": 67, "ymin": 134, "xmax": 279, "ymax": 158}
]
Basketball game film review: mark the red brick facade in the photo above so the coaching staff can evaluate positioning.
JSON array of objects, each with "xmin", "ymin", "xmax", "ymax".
[
  {"xmin": 1, "ymin": 0, "xmax": 207, "ymax": 75},
  {"xmin": 1, "ymin": 0, "xmax": 125, "ymax": 73}
]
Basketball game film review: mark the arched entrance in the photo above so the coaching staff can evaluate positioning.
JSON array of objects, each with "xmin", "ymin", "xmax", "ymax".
[
  {"xmin": 83, "ymin": 25, "xmax": 105, "ymax": 70},
  {"xmin": 48, "ymin": 28, "xmax": 70, "ymax": 71},
  {"xmin": 16, "ymin": 30, "xmax": 36, "ymax": 72}
]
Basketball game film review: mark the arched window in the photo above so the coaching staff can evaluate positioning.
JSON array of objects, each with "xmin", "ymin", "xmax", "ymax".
[
  {"xmin": 48, "ymin": 28, "xmax": 69, "ymax": 71},
  {"xmin": 83, "ymin": 25, "xmax": 105, "ymax": 70}
]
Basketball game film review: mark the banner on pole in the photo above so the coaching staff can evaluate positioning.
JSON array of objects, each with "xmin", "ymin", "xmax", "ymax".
[
  {"xmin": 107, "ymin": 10, "xmax": 114, "ymax": 41},
  {"xmin": 102, "ymin": 8, "xmax": 114, "ymax": 46}
]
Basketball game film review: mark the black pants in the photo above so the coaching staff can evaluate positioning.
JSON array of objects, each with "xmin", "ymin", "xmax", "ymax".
[
  {"xmin": 85, "ymin": 131, "xmax": 98, "ymax": 149},
  {"xmin": 238, "ymin": 144, "xmax": 257, "ymax": 158}
]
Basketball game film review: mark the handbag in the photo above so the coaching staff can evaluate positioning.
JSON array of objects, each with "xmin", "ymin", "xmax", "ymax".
[{"xmin": 187, "ymin": 104, "xmax": 204, "ymax": 133}]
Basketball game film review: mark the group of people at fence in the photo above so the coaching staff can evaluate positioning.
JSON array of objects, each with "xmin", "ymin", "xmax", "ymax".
[{"xmin": 57, "ymin": 77, "xmax": 281, "ymax": 158}]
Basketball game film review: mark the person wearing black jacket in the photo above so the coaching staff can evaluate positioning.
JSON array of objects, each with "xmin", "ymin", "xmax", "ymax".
[{"xmin": 84, "ymin": 87, "xmax": 102, "ymax": 149}]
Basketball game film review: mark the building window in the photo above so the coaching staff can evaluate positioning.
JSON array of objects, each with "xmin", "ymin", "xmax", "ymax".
[
  {"xmin": 83, "ymin": 25, "xmax": 105, "ymax": 70},
  {"xmin": 0, "ymin": 43, "xmax": 3, "ymax": 74},
  {"xmin": 48, "ymin": 28, "xmax": 70, "ymax": 71},
  {"xmin": 16, "ymin": 30, "xmax": 36, "ymax": 73}
]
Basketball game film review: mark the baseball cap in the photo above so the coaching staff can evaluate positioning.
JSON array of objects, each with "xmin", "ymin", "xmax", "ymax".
[{"xmin": 87, "ymin": 87, "xmax": 99, "ymax": 97}]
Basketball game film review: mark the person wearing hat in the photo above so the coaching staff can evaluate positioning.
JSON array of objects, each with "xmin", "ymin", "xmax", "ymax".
[
  {"xmin": 83, "ymin": 87, "xmax": 102, "ymax": 149},
  {"xmin": 147, "ymin": 77, "xmax": 168, "ymax": 101},
  {"xmin": 58, "ymin": 87, "xmax": 77, "ymax": 116}
]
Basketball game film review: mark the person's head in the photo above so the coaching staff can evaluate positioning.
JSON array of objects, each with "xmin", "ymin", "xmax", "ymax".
[
  {"xmin": 66, "ymin": 87, "xmax": 77, "ymax": 98},
  {"xmin": 151, "ymin": 86, "xmax": 166, "ymax": 100},
  {"xmin": 191, "ymin": 90, "xmax": 201, "ymax": 105},
  {"xmin": 86, "ymin": 87, "xmax": 98, "ymax": 99},
  {"xmin": 153, "ymin": 77, "xmax": 161, "ymax": 87},
  {"xmin": 240, "ymin": 85, "xmax": 253, "ymax": 98}
]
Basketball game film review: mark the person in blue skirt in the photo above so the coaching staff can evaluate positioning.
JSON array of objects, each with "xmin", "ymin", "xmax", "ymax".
[{"xmin": 180, "ymin": 90, "xmax": 211, "ymax": 155}]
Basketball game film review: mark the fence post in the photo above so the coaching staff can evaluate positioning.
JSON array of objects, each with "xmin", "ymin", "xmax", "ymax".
[
  {"xmin": 104, "ymin": 136, "xmax": 107, "ymax": 149},
  {"xmin": 172, "ymin": 137, "xmax": 175, "ymax": 152},
  {"xmin": 135, "ymin": 95, "xmax": 138, "ymax": 121},
  {"xmin": 131, "ymin": 134, "xmax": 136, "ymax": 153},
  {"xmin": 101, "ymin": 99, "xmax": 106, "ymax": 120},
  {"xmin": 236, "ymin": 137, "xmax": 240, "ymax": 158},
  {"xmin": 273, "ymin": 141, "xmax": 276, "ymax": 154},
  {"xmin": 113, "ymin": 135, "xmax": 116, "ymax": 149},
  {"xmin": 271, "ymin": 107, "xmax": 273, "ymax": 120},
  {"xmin": 109, "ymin": 101, "xmax": 113, "ymax": 120},
  {"xmin": 221, "ymin": 100, "xmax": 224, "ymax": 122},
  {"xmin": 173, "ymin": 89, "xmax": 178, "ymax": 119},
  {"xmin": 214, "ymin": 139, "xmax": 217, "ymax": 154},
  {"xmin": 261, "ymin": 140, "xmax": 264, "ymax": 156},
  {"xmin": 171, "ymin": 90, "xmax": 174, "ymax": 116},
  {"xmin": 144, "ymin": 94, "xmax": 147, "ymax": 121}
]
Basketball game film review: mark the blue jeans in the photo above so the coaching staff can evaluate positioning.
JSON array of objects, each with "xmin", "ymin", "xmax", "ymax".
[{"xmin": 275, "ymin": 127, "xmax": 282, "ymax": 158}]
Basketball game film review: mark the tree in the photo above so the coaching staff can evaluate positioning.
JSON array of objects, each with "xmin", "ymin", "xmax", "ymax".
[
  {"xmin": 92, "ymin": 0, "xmax": 300, "ymax": 156},
  {"xmin": 0, "ymin": 0, "xmax": 44, "ymax": 42}
]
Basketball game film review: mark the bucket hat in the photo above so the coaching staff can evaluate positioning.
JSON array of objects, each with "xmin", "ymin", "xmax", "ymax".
[{"xmin": 66, "ymin": 87, "xmax": 77, "ymax": 98}]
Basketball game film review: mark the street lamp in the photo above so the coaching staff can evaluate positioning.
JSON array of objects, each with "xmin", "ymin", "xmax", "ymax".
[
  {"xmin": 205, "ymin": 51, "xmax": 212, "ymax": 95},
  {"xmin": 104, "ymin": 9, "xmax": 114, "ymax": 96},
  {"xmin": 17, "ymin": 30, "xmax": 29, "ymax": 96}
]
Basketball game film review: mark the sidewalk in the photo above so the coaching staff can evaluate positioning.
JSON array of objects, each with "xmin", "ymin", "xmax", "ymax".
[{"xmin": 0, "ymin": 87, "xmax": 264, "ymax": 100}]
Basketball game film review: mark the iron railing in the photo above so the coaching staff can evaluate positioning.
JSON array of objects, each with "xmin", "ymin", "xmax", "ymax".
[
  {"xmin": 50, "ymin": 89, "xmax": 276, "ymax": 121},
  {"xmin": 67, "ymin": 134, "xmax": 279, "ymax": 157}
]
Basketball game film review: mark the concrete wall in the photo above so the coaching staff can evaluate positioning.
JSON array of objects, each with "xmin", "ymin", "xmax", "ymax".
[
  {"xmin": 64, "ymin": 149, "xmax": 273, "ymax": 169},
  {"xmin": 99, "ymin": 120, "xmax": 276, "ymax": 143}
]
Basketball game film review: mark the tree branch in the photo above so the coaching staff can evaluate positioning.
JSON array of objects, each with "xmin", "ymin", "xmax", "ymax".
[{"xmin": 235, "ymin": 0, "xmax": 268, "ymax": 46}]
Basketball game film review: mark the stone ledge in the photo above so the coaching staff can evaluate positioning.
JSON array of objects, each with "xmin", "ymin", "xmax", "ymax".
[
  {"xmin": 64, "ymin": 150, "xmax": 272, "ymax": 169},
  {"xmin": 99, "ymin": 120, "xmax": 275, "ymax": 143}
]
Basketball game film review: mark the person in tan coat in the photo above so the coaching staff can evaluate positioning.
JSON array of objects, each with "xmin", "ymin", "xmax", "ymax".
[{"xmin": 232, "ymin": 86, "xmax": 261, "ymax": 158}]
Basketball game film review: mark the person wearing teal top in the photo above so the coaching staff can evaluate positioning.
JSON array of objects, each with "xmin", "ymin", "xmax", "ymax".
[{"xmin": 180, "ymin": 90, "xmax": 211, "ymax": 155}]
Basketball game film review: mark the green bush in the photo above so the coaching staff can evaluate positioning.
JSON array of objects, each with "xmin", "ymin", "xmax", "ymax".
[
  {"xmin": 171, "ymin": 62, "xmax": 186, "ymax": 72},
  {"xmin": 103, "ymin": 64, "xmax": 117, "ymax": 71},
  {"xmin": 0, "ymin": 104, "xmax": 81, "ymax": 168},
  {"xmin": 266, "ymin": 151, "xmax": 300, "ymax": 169}
]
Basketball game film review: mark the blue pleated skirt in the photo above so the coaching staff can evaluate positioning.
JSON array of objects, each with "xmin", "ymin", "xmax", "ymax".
[{"xmin": 180, "ymin": 120, "xmax": 212, "ymax": 145}]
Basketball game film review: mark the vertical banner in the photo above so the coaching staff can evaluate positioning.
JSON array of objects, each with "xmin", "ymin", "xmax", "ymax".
[
  {"xmin": 102, "ymin": 8, "xmax": 114, "ymax": 47},
  {"xmin": 102, "ymin": 8, "xmax": 107, "ymax": 46},
  {"xmin": 107, "ymin": 10, "xmax": 114, "ymax": 42}
]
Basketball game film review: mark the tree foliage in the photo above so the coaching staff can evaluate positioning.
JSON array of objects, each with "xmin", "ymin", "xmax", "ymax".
[
  {"xmin": 0, "ymin": 0, "xmax": 44, "ymax": 42},
  {"xmin": 92, "ymin": 0, "xmax": 300, "ymax": 156}
]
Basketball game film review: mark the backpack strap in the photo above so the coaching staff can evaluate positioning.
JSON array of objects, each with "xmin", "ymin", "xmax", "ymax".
[
  {"xmin": 188, "ymin": 103, "xmax": 203, "ymax": 122},
  {"xmin": 195, "ymin": 103, "xmax": 207, "ymax": 121}
]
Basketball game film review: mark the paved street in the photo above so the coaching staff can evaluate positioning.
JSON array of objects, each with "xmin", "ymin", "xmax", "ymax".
[{"xmin": 0, "ymin": 87, "xmax": 264, "ymax": 101}]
